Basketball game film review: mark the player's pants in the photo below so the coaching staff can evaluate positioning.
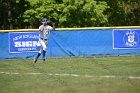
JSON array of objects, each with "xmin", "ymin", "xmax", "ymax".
[
  {"xmin": 34, "ymin": 38, "xmax": 48, "ymax": 62},
  {"xmin": 39, "ymin": 38, "xmax": 48, "ymax": 54}
]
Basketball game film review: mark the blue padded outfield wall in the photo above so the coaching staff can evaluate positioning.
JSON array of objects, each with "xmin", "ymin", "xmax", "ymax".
[{"xmin": 0, "ymin": 28, "xmax": 140, "ymax": 59}]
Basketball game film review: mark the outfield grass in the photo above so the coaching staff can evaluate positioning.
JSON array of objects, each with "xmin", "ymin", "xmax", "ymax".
[{"xmin": 0, "ymin": 55, "xmax": 140, "ymax": 93}]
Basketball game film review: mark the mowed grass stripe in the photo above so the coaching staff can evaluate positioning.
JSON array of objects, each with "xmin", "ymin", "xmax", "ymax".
[{"xmin": 1, "ymin": 71, "xmax": 140, "ymax": 80}]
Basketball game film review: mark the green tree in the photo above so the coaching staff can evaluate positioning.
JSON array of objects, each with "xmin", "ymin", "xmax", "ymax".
[
  {"xmin": 119, "ymin": 0, "xmax": 140, "ymax": 26},
  {"xmin": 23, "ymin": 0, "xmax": 109, "ymax": 28},
  {"xmin": 0, "ymin": 0, "xmax": 10, "ymax": 29},
  {"xmin": 23, "ymin": 0, "xmax": 57, "ymax": 28},
  {"xmin": 0, "ymin": 0, "xmax": 30, "ymax": 29},
  {"xmin": 98, "ymin": 0, "xmax": 140, "ymax": 26},
  {"xmin": 58, "ymin": 0, "xmax": 109, "ymax": 27},
  {"xmin": 1, "ymin": 0, "xmax": 139, "ymax": 29}
]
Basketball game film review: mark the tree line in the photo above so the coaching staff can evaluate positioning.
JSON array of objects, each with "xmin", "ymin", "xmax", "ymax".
[{"xmin": 0, "ymin": 0, "xmax": 140, "ymax": 29}]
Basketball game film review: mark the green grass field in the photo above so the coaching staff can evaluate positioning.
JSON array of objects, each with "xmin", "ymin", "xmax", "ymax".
[{"xmin": 0, "ymin": 55, "xmax": 140, "ymax": 93}]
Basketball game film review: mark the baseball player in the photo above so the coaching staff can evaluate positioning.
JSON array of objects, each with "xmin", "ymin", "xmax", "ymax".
[{"xmin": 34, "ymin": 17, "xmax": 55, "ymax": 63}]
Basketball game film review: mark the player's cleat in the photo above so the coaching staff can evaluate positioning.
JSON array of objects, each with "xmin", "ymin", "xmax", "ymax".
[
  {"xmin": 34, "ymin": 57, "xmax": 37, "ymax": 63},
  {"xmin": 43, "ymin": 59, "xmax": 46, "ymax": 63}
]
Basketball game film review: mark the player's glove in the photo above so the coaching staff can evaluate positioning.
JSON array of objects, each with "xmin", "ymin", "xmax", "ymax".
[{"xmin": 50, "ymin": 17, "xmax": 57, "ymax": 23}]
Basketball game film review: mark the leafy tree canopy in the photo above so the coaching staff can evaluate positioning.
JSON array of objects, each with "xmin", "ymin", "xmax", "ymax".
[{"xmin": 0, "ymin": 0, "xmax": 140, "ymax": 29}]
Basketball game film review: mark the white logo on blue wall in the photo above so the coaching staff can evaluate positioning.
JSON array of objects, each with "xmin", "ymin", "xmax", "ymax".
[
  {"xmin": 123, "ymin": 31, "xmax": 139, "ymax": 47},
  {"xmin": 14, "ymin": 41, "xmax": 40, "ymax": 47}
]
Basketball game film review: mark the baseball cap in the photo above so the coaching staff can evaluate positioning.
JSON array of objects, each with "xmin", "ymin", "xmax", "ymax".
[{"xmin": 42, "ymin": 18, "xmax": 47, "ymax": 21}]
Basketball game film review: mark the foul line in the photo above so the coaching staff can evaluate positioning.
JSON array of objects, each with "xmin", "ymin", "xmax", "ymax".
[{"xmin": 0, "ymin": 72, "xmax": 140, "ymax": 79}]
